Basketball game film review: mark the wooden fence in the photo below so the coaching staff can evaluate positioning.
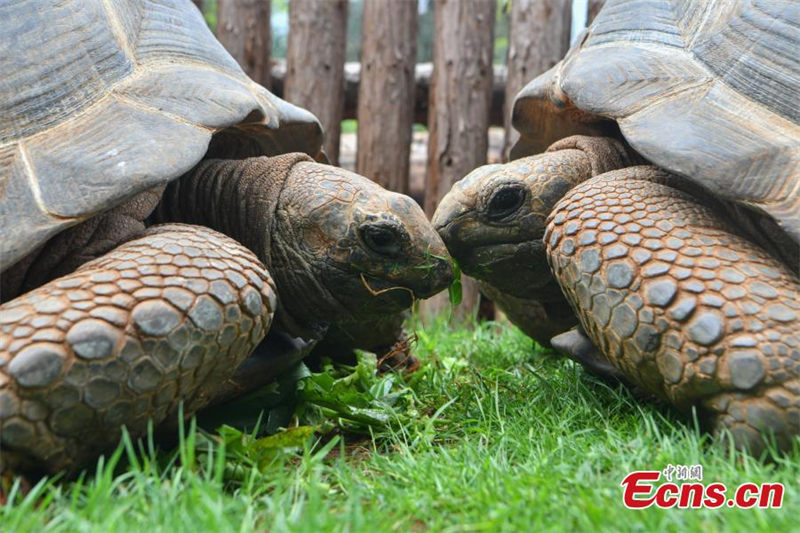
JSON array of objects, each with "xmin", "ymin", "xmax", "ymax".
[{"xmin": 197, "ymin": 0, "xmax": 605, "ymax": 316}]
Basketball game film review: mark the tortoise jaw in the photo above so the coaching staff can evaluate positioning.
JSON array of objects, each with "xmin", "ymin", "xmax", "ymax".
[
  {"xmin": 348, "ymin": 252, "xmax": 453, "ymax": 313},
  {"xmin": 411, "ymin": 251, "xmax": 454, "ymax": 299},
  {"xmin": 432, "ymin": 194, "xmax": 477, "ymax": 258},
  {"xmin": 434, "ymin": 193, "xmax": 556, "ymax": 299},
  {"xmin": 434, "ymin": 200, "xmax": 526, "ymax": 280},
  {"xmin": 366, "ymin": 242, "xmax": 454, "ymax": 302}
]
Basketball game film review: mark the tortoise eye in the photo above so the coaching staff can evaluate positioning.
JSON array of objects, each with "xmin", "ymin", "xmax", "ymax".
[
  {"xmin": 487, "ymin": 185, "xmax": 525, "ymax": 221},
  {"xmin": 360, "ymin": 223, "xmax": 402, "ymax": 256}
]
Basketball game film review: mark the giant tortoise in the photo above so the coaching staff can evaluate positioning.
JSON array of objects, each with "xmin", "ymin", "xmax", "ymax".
[
  {"xmin": 0, "ymin": 0, "xmax": 452, "ymax": 475},
  {"xmin": 433, "ymin": 0, "xmax": 800, "ymax": 453}
]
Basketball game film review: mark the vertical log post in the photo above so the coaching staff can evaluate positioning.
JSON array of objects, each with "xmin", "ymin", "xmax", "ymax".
[
  {"xmin": 356, "ymin": 0, "xmax": 418, "ymax": 195},
  {"xmin": 285, "ymin": 0, "xmax": 348, "ymax": 165},
  {"xmin": 503, "ymin": 0, "xmax": 571, "ymax": 160},
  {"xmin": 424, "ymin": 0, "xmax": 496, "ymax": 321},
  {"xmin": 588, "ymin": 0, "xmax": 607, "ymax": 24},
  {"xmin": 217, "ymin": 0, "xmax": 271, "ymax": 88}
]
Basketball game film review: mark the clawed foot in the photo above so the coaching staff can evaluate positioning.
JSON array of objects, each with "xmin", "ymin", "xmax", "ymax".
[
  {"xmin": 551, "ymin": 326, "xmax": 627, "ymax": 384},
  {"xmin": 377, "ymin": 334, "xmax": 420, "ymax": 374}
]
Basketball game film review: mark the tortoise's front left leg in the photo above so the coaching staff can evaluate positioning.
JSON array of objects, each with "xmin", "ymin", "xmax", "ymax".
[
  {"xmin": 545, "ymin": 167, "xmax": 800, "ymax": 454},
  {"xmin": 0, "ymin": 224, "xmax": 276, "ymax": 475}
]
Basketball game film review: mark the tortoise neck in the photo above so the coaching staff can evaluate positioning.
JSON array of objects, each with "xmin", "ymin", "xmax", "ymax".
[{"xmin": 153, "ymin": 153, "xmax": 312, "ymax": 266}]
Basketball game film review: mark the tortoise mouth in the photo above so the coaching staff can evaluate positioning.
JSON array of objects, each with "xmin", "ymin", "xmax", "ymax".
[
  {"xmin": 437, "ymin": 216, "xmax": 534, "ymax": 251},
  {"xmin": 357, "ymin": 258, "xmax": 453, "ymax": 304},
  {"xmin": 438, "ymin": 216, "xmax": 538, "ymax": 276},
  {"xmin": 332, "ymin": 263, "xmax": 451, "ymax": 318},
  {"xmin": 358, "ymin": 274, "xmax": 416, "ymax": 307},
  {"xmin": 453, "ymin": 238, "xmax": 557, "ymax": 297},
  {"xmin": 456, "ymin": 241, "xmax": 528, "ymax": 278}
]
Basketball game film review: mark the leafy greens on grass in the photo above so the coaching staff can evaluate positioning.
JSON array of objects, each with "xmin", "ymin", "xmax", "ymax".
[
  {"xmin": 199, "ymin": 350, "xmax": 423, "ymax": 441},
  {"xmin": 193, "ymin": 349, "xmax": 426, "ymax": 481},
  {"xmin": 296, "ymin": 352, "xmax": 419, "ymax": 431},
  {"xmin": 3, "ymin": 320, "xmax": 799, "ymax": 532}
]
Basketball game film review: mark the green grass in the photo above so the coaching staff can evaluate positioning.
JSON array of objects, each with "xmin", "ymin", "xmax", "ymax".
[{"xmin": 2, "ymin": 319, "xmax": 797, "ymax": 532}]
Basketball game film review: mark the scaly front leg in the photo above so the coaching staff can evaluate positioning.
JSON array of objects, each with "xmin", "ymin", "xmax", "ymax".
[
  {"xmin": 0, "ymin": 224, "xmax": 276, "ymax": 475},
  {"xmin": 546, "ymin": 167, "xmax": 800, "ymax": 454}
]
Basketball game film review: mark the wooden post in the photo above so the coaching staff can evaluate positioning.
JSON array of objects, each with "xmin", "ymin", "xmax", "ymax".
[
  {"xmin": 285, "ymin": 0, "xmax": 348, "ymax": 165},
  {"xmin": 270, "ymin": 60, "xmax": 507, "ymax": 127},
  {"xmin": 356, "ymin": 0, "xmax": 418, "ymax": 194},
  {"xmin": 588, "ymin": 0, "xmax": 606, "ymax": 24},
  {"xmin": 424, "ymin": 0, "xmax": 496, "ymax": 321},
  {"xmin": 217, "ymin": 0, "xmax": 271, "ymax": 88},
  {"xmin": 503, "ymin": 0, "xmax": 571, "ymax": 160}
]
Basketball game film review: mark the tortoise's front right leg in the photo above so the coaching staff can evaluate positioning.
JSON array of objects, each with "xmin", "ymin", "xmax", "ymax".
[{"xmin": 0, "ymin": 224, "xmax": 275, "ymax": 475}]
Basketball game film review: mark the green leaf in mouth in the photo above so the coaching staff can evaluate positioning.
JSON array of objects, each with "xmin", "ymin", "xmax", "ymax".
[{"xmin": 448, "ymin": 258, "xmax": 463, "ymax": 306}]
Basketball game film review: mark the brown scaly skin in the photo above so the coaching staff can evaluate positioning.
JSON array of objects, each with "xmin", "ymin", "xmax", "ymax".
[
  {"xmin": 434, "ymin": 136, "xmax": 800, "ymax": 454},
  {"xmin": 547, "ymin": 168, "xmax": 800, "ymax": 453},
  {"xmin": 155, "ymin": 156, "xmax": 452, "ymax": 343},
  {"xmin": 1, "ymin": 155, "xmax": 453, "ymax": 476},
  {"xmin": 0, "ymin": 225, "xmax": 276, "ymax": 475},
  {"xmin": 270, "ymin": 161, "xmax": 450, "ymax": 341},
  {"xmin": 433, "ymin": 136, "xmax": 639, "ymax": 346}
]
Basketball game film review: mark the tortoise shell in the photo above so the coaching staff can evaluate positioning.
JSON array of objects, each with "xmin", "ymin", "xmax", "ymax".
[
  {"xmin": 511, "ymin": 0, "xmax": 800, "ymax": 253},
  {"xmin": 0, "ymin": 0, "xmax": 322, "ymax": 271}
]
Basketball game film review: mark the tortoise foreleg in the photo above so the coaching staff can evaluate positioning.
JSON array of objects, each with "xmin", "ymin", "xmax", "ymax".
[
  {"xmin": 0, "ymin": 224, "xmax": 276, "ymax": 475},
  {"xmin": 545, "ymin": 167, "xmax": 800, "ymax": 454}
]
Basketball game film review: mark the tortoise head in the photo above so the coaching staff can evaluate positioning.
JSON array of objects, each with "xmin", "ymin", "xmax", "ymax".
[
  {"xmin": 432, "ymin": 151, "xmax": 590, "ymax": 299},
  {"xmin": 271, "ymin": 162, "xmax": 453, "ymax": 336}
]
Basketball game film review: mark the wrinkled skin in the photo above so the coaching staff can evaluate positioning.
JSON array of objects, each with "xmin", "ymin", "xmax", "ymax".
[
  {"xmin": 154, "ymin": 155, "xmax": 452, "ymax": 342},
  {"xmin": 434, "ymin": 136, "xmax": 800, "ymax": 455},
  {"xmin": 270, "ymin": 161, "xmax": 452, "ymax": 340},
  {"xmin": 0, "ymin": 155, "xmax": 452, "ymax": 475},
  {"xmin": 433, "ymin": 136, "xmax": 635, "ymax": 345}
]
